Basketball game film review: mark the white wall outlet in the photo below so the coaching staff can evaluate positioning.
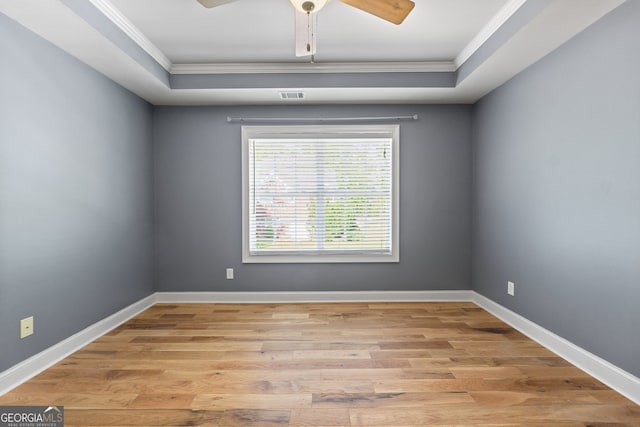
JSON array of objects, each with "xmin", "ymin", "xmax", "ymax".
[
  {"xmin": 226, "ymin": 268, "xmax": 234, "ymax": 280},
  {"xmin": 20, "ymin": 316, "xmax": 34, "ymax": 339},
  {"xmin": 507, "ymin": 281, "xmax": 515, "ymax": 296}
]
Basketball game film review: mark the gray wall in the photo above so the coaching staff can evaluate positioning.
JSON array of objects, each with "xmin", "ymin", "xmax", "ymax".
[
  {"xmin": 0, "ymin": 14, "xmax": 154, "ymax": 371},
  {"xmin": 154, "ymin": 105, "xmax": 472, "ymax": 292},
  {"xmin": 472, "ymin": 1, "xmax": 640, "ymax": 377},
  {"xmin": 4, "ymin": 0, "xmax": 637, "ymax": 383}
]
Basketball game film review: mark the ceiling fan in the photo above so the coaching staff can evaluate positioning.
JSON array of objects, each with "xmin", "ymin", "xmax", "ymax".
[{"xmin": 196, "ymin": 0, "xmax": 416, "ymax": 57}]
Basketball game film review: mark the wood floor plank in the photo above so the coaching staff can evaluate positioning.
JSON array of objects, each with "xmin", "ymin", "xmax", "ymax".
[
  {"xmin": 0, "ymin": 302, "xmax": 637, "ymax": 426},
  {"xmin": 127, "ymin": 393, "xmax": 196, "ymax": 409},
  {"xmin": 218, "ymin": 409, "xmax": 290, "ymax": 426},
  {"xmin": 0, "ymin": 392, "xmax": 138, "ymax": 409},
  {"xmin": 289, "ymin": 408, "xmax": 350, "ymax": 426},
  {"xmin": 64, "ymin": 409, "xmax": 223, "ymax": 426},
  {"xmin": 311, "ymin": 391, "xmax": 474, "ymax": 408},
  {"xmin": 191, "ymin": 393, "xmax": 312, "ymax": 410},
  {"xmin": 349, "ymin": 404, "xmax": 640, "ymax": 425}
]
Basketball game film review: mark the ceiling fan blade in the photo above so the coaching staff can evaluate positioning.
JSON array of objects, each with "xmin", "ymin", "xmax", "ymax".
[
  {"xmin": 196, "ymin": 0, "xmax": 239, "ymax": 8},
  {"xmin": 339, "ymin": 0, "xmax": 415, "ymax": 25},
  {"xmin": 295, "ymin": 10, "xmax": 317, "ymax": 57}
]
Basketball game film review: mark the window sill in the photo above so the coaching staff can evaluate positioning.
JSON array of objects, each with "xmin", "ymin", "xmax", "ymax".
[{"xmin": 242, "ymin": 253, "xmax": 399, "ymax": 264}]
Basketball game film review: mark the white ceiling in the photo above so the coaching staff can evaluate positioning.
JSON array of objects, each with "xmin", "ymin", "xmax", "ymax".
[
  {"xmin": 108, "ymin": 0, "xmax": 508, "ymax": 63},
  {"xmin": 0, "ymin": 0, "xmax": 626, "ymax": 105}
]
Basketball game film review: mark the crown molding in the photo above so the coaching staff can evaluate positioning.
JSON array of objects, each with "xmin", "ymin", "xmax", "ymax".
[
  {"xmin": 88, "ymin": 0, "xmax": 172, "ymax": 71},
  {"xmin": 85, "ymin": 0, "xmax": 519, "ymax": 77},
  {"xmin": 455, "ymin": 0, "xmax": 528, "ymax": 68},
  {"xmin": 170, "ymin": 61, "xmax": 457, "ymax": 75},
  {"xmin": 85, "ymin": 1, "xmax": 457, "ymax": 77}
]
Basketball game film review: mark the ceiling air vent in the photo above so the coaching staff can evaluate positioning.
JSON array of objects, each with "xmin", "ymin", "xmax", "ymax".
[{"xmin": 279, "ymin": 91, "xmax": 305, "ymax": 100}]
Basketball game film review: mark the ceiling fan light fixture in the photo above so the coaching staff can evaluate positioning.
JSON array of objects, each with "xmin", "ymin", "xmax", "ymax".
[{"xmin": 289, "ymin": 0, "xmax": 329, "ymax": 13}]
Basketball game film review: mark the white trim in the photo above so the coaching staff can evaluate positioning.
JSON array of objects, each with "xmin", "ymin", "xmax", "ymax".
[
  {"xmin": 170, "ymin": 61, "xmax": 457, "ymax": 75},
  {"xmin": 88, "ymin": 0, "xmax": 172, "ymax": 71},
  {"xmin": 2, "ymin": 290, "xmax": 637, "ymax": 406},
  {"xmin": 455, "ymin": 0, "xmax": 528, "ymax": 68},
  {"xmin": 155, "ymin": 290, "xmax": 473, "ymax": 304},
  {"xmin": 0, "ymin": 294, "xmax": 157, "ymax": 396},
  {"xmin": 241, "ymin": 125, "xmax": 400, "ymax": 264},
  {"xmin": 472, "ymin": 292, "xmax": 640, "ymax": 406}
]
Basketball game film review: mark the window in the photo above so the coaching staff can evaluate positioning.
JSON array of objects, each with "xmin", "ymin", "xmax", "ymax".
[{"xmin": 242, "ymin": 125, "xmax": 399, "ymax": 263}]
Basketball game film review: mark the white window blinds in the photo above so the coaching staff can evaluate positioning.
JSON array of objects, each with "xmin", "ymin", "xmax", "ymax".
[{"xmin": 242, "ymin": 125, "xmax": 399, "ymax": 263}]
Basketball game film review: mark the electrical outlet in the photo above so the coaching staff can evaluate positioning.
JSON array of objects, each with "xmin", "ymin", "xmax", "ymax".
[
  {"xmin": 226, "ymin": 268, "xmax": 234, "ymax": 280},
  {"xmin": 507, "ymin": 281, "xmax": 515, "ymax": 296},
  {"xmin": 20, "ymin": 316, "xmax": 34, "ymax": 339}
]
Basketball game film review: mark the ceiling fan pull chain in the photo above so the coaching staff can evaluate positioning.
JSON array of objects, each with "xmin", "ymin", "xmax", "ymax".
[{"xmin": 306, "ymin": 11, "xmax": 312, "ymax": 53}]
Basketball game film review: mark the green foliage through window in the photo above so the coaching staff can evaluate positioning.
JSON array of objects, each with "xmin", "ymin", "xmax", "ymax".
[{"xmin": 243, "ymin": 125, "xmax": 398, "ymax": 262}]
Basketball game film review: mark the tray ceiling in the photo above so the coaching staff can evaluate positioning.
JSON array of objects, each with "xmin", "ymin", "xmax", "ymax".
[{"xmin": 0, "ymin": 0, "xmax": 626, "ymax": 105}]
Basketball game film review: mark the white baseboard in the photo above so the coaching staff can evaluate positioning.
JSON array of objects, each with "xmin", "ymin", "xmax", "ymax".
[
  {"xmin": 0, "ymin": 294, "xmax": 157, "ymax": 396},
  {"xmin": 2, "ymin": 290, "xmax": 638, "ymax": 406},
  {"xmin": 472, "ymin": 292, "xmax": 640, "ymax": 406},
  {"xmin": 155, "ymin": 290, "xmax": 474, "ymax": 303}
]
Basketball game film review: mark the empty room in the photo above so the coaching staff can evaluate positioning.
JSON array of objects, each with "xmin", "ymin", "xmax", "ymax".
[{"xmin": 0, "ymin": 0, "xmax": 639, "ymax": 426}]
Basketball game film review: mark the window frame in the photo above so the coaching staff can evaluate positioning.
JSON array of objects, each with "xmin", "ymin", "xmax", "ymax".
[{"xmin": 241, "ymin": 124, "xmax": 399, "ymax": 264}]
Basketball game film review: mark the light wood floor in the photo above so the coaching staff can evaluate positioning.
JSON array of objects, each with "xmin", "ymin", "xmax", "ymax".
[{"xmin": 1, "ymin": 302, "xmax": 638, "ymax": 426}]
